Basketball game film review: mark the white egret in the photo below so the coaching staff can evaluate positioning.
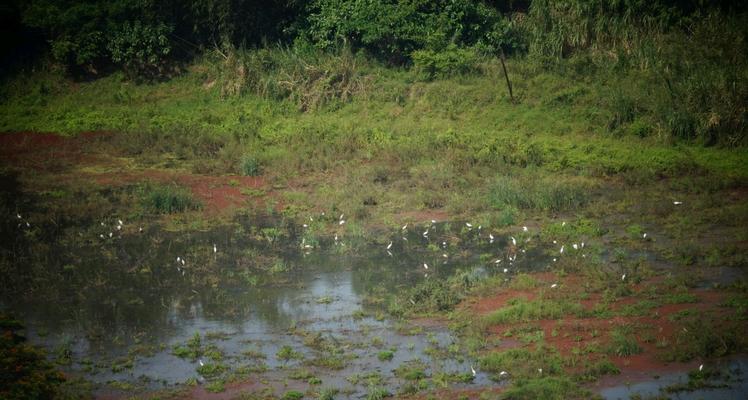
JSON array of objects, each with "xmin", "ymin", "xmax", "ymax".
[
  {"xmin": 303, "ymin": 224, "xmax": 308, "ymax": 228},
  {"xmin": 213, "ymin": 244, "xmax": 217, "ymax": 253},
  {"xmin": 442, "ymin": 253, "xmax": 448, "ymax": 258},
  {"xmin": 431, "ymin": 219, "xmax": 437, "ymax": 225},
  {"xmin": 471, "ymin": 365, "xmax": 476, "ymax": 376},
  {"xmin": 339, "ymin": 220, "xmax": 346, "ymax": 225},
  {"xmin": 511, "ymin": 236, "xmax": 516, "ymax": 246},
  {"xmin": 423, "ymin": 263, "xmax": 429, "ymax": 270},
  {"xmin": 553, "ymin": 258, "xmax": 557, "ymax": 262},
  {"xmin": 387, "ymin": 250, "xmax": 393, "ymax": 257},
  {"xmin": 503, "ymin": 268, "xmax": 508, "ymax": 273},
  {"xmin": 551, "ymin": 283, "xmax": 558, "ymax": 288},
  {"xmin": 402, "ymin": 224, "xmax": 408, "ymax": 230},
  {"xmin": 572, "ymin": 243, "xmax": 578, "ymax": 250},
  {"xmin": 562, "ymin": 221, "xmax": 566, "ymax": 226},
  {"xmin": 673, "ymin": 201, "xmax": 683, "ymax": 205},
  {"xmin": 387, "ymin": 241, "xmax": 392, "ymax": 250},
  {"xmin": 339, "ymin": 213, "xmax": 344, "ymax": 220},
  {"xmin": 199, "ymin": 359, "xmax": 204, "ymax": 367},
  {"xmin": 560, "ymin": 245, "xmax": 565, "ymax": 254},
  {"xmin": 466, "ymin": 222, "xmax": 473, "ymax": 228},
  {"xmin": 621, "ymin": 274, "xmax": 626, "ymax": 281},
  {"xmin": 499, "ymin": 371, "xmax": 508, "ymax": 377},
  {"xmin": 699, "ymin": 364, "xmax": 703, "ymax": 371},
  {"xmin": 118, "ymin": 219, "xmax": 123, "ymax": 226},
  {"xmin": 642, "ymin": 233, "xmax": 647, "ymax": 239},
  {"xmin": 523, "ymin": 226, "xmax": 528, "ymax": 232}
]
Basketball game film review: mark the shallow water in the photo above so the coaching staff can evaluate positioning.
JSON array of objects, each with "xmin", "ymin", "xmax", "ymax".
[
  {"xmin": 2, "ymin": 217, "xmax": 545, "ymax": 396},
  {"xmin": 600, "ymin": 358, "xmax": 748, "ymax": 400}
]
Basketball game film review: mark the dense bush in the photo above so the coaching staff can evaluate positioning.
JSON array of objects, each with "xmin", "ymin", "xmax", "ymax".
[
  {"xmin": 108, "ymin": 21, "xmax": 172, "ymax": 80},
  {"xmin": 302, "ymin": 0, "xmax": 506, "ymax": 64},
  {"xmin": 412, "ymin": 45, "xmax": 482, "ymax": 80}
]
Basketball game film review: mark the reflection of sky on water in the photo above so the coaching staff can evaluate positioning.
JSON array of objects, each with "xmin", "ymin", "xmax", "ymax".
[{"xmin": 6, "ymin": 221, "xmax": 523, "ymax": 395}]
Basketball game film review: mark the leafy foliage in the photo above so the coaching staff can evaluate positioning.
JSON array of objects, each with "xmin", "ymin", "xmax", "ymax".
[
  {"xmin": 108, "ymin": 21, "xmax": 172, "ymax": 80},
  {"xmin": 303, "ymin": 0, "xmax": 505, "ymax": 63}
]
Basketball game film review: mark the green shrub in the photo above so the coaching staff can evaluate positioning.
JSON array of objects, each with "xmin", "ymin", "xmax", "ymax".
[
  {"xmin": 304, "ymin": 0, "xmax": 503, "ymax": 63},
  {"xmin": 108, "ymin": 21, "xmax": 172, "ymax": 80},
  {"xmin": 412, "ymin": 46, "xmax": 482, "ymax": 80},
  {"xmin": 240, "ymin": 155, "xmax": 261, "ymax": 176}
]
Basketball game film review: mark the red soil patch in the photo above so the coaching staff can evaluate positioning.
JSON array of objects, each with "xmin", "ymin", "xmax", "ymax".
[
  {"xmin": 464, "ymin": 273, "xmax": 737, "ymax": 390},
  {"xmin": 93, "ymin": 170, "xmax": 267, "ymax": 215},
  {"xmin": 1, "ymin": 131, "xmax": 270, "ymax": 215},
  {"xmin": 0, "ymin": 131, "xmax": 114, "ymax": 171}
]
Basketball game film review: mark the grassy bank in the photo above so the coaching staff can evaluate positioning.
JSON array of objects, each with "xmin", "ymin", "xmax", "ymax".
[{"xmin": 1, "ymin": 49, "xmax": 747, "ymax": 229}]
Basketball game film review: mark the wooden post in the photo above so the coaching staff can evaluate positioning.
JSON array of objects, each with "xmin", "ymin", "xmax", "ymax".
[{"xmin": 499, "ymin": 47, "xmax": 514, "ymax": 102}]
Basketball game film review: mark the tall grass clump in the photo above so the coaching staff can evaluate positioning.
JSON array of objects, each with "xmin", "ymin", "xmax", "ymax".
[
  {"xmin": 525, "ymin": 1, "xmax": 748, "ymax": 146},
  {"xmin": 139, "ymin": 184, "xmax": 201, "ymax": 214},
  {"xmin": 484, "ymin": 299, "xmax": 586, "ymax": 325},
  {"xmin": 209, "ymin": 46, "xmax": 372, "ymax": 111},
  {"xmin": 480, "ymin": 346, "xmax": 563, "ymax": 378},
  {"xmin": 489, "ymin": 176, "xmax": 591, "ymax": 212},
  {"xmin": 239, "ymin": 155, "xmax": 261, "ymax": 176}
]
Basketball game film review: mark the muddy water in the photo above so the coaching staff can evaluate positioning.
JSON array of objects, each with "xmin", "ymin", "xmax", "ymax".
[
  {"xmin": 600, "ymin": 358, "xmax": 748, "ymax": 400},
  {"xmin": 1, "ymin": 217, "xmax": 546, "ymax": 396}
]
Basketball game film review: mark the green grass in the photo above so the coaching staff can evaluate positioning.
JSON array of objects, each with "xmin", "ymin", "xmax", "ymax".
[
  {"xmin": 500, "ymin": 377, "xmax": 588, "ymax": 400},
  {"xmin": 139, "ymin": 184, "xmax": 201, "ymax": 214},
  {"xmin": 608, "ymin": 327, "xmax": 642, "ymax": 357},
  {"xmin": 484, "ymin": 298, "xmax": 586, "ymax": 325},
  {"xmin": 479, "ymin": 346, "xmax": 563, "ymax": 379},
  {"xmin": 489, "ymin": 175, "xmax": 592, "ymax": 212}
]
